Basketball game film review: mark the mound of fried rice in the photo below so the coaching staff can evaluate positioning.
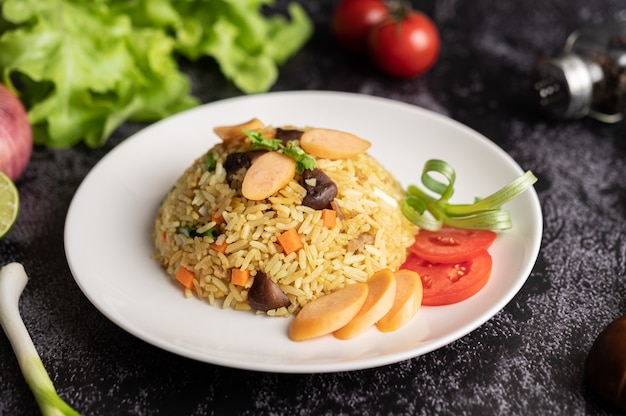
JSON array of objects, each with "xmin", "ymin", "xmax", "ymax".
[{"xmin": 153, "ymin": 124, "xmax": 417, "ymax": 316}]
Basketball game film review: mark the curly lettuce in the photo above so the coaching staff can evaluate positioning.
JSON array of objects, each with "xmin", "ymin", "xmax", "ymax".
[{"xmin": 0, "ymin": 0, "xmax": 312, "ymax": 148}]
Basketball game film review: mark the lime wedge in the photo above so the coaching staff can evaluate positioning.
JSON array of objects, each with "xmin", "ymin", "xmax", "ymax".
[{"xmin": 0, "ymin": 172, "xmax": 19, "ymax": 239}]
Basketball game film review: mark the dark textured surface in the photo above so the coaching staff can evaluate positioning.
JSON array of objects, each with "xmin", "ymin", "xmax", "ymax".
[{"xmin": 2, "ymin": 1, "xmax": 626, "ymax": 415}]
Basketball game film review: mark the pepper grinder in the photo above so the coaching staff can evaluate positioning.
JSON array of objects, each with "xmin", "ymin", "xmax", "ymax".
[{"xmin": 533, "ymin": 20, "xmax": 626, "ymax": 123}]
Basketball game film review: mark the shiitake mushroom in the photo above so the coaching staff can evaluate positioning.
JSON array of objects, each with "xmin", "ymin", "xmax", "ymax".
[
  {"xmin": 224, "ymin": 152, "xmax": 252, "ymax": 188},
  {"xmin": 301, "ymin": 168, "xmax": 338, "ymax": 210},
  {"xmin": 584, "ymin": 314, "xmax": 626, "ymax": 412},
  {"xmin": 247, "ymin": 271, "xmax": 291, "ymax": 312},
  {"xmin": 275, "ymin": 128, "xmax": 304, "ymax": 145}
]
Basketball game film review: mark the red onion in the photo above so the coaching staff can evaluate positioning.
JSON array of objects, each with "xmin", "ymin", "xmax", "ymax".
[{"xmin": 0, "ymin": 83, "xmax": 32, "ymax": 182}]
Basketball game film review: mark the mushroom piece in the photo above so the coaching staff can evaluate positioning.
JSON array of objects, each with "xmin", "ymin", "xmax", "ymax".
[
  {"xmin": 301, "ymin": 168, "xmax": 338, "ymax": 210},
  {"xmin": 247, "ymin": 271, "xmax": 291, "ymax": 312},
  {"xmin": 275, "ymin": 128, "xmax": 304, "ymax": 145},
  {"xmin": 347, "ymin": 233, "xmax": 375, "ymax": 252},
  {"xmin": 224, "ymin": 152, "xmax": 251, "ymax": 188}
]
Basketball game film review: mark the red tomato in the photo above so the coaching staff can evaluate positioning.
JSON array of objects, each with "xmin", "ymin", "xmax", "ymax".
[
  {"xmin": 331, "ymin": 0, "xmax": 389, "ymax": 54},
  {"xmin": 409, "ymin": 227, "xmax": 497, "ymax": 264},
  {"xmin": 368, "ymin": 11, "xmax": 440, "ymax": 78},
  {"xmin": 401, "ymin": 250, "xmax": 492, "ymax": 306}
]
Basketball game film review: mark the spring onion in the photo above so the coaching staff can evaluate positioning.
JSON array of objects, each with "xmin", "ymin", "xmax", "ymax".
[
  {"xmin": 205, "ymin": 152, "xmax": 216, "ymax": 172},
  {"xmin": 0, "ymin": 263, "xmax": 79, "ymax": 416},
  {"xmin": 402, "ymin": 159, "xmax": 538, "ymax": 231},
  {"xmin": 177, "ymin": 226, "xmax": 220, "ymax": 239}
]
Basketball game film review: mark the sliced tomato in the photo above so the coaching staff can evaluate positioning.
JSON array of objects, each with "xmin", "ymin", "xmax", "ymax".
[
  {"xmin": 401, "ymin": 250, "xmax": 492, "ymax": 306},
  {"xmin": 409, "ymin": 227, "xmax": 497, "ymax": 264}
]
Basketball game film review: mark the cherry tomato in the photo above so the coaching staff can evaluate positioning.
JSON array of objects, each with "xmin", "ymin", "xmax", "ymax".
[
  {"xmin": 401, "ymin": 250, "xmax": 492, "ymax": 306},
  {"xmin": 409, "ymin": 227, "xmax": 497, "ymax": 264},
  {"xmin": 368, "ymin": 10, "xmax": 440, "ymax": 78},
  {"xmin": 331, "ymin": 0, "xmax": 389, "ymax": 54}
]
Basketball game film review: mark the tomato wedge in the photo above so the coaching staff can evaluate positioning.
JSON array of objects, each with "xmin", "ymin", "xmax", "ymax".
[
  {"xmin": 401, "ymin": 250, "xmax": 492, "ymax": 306},
  {"xmin": 409, "ymin": 227, "xmax": 497, "ymax": 264}
]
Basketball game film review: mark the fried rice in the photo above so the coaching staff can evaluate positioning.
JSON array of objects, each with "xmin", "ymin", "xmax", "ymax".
[{"xmin": 153, "ymin": 122, "xmax": 417, "ymax": 316}]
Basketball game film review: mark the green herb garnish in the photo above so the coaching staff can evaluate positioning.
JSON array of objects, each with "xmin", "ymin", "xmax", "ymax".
[
  {"xmin": 177, "ymin": 226, "xmax": 220, "ymax": 239},
  {"xmin": 246, "ymin": 130, "xmax": 282, "ymax": 151},
  {"xmin": 402, "ymin": 159, "xmax": 538, "ymax": 231},
  {"xmin": 205, "ymin": 152, "xmax": 216, "ymax": 172},
  {"xmin": 244, "ymin": 129, "xmax": 316, "ymax": 174},
  {"xmin": 283, "ymin": 142, "xmax": 316, "ymax": 173}
]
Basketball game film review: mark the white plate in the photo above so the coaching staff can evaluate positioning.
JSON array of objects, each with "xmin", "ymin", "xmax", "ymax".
[{"xmin": 64, "ymin": 91, "xmax": 542, "ymax": 373}]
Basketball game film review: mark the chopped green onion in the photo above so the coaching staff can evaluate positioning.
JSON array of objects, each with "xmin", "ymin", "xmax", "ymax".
[
  {"xmin": 402, "ymin": 159, "xmax": 537, "ymax": 231},
  {"xmin": 205, "ymin": 152, "xmax": 216, "ymax": 172},
  {"xmin": 243, "ymin": 129, "xmax": 316, "ymax": 173},
  {"xmin": 176, "ymin": 226, "xmax": 220, "ymax": 239}
]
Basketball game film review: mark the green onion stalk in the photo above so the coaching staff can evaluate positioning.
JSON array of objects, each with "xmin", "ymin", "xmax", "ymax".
[
  {"xmin": 402, "ymin": 159, "xmax": 538, "ymax": 231},
  {"xmin": 0, "ymin": 263, "xmax": 79, "ymax": 416}
]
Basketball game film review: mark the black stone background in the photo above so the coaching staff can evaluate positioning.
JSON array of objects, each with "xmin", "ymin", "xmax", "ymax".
[{"xmin": 2, "ymin": 1, "xmax": 626, "ymax": 415}]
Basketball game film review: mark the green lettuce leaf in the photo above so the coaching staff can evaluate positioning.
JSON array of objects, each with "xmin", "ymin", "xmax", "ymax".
[
  {"xmin": 117, "ymin": 0, "xmax": 314, "ymax": 94},
  {"xmin": 0, "ymin": 0, "xmax": 312, "ymax": 148}
]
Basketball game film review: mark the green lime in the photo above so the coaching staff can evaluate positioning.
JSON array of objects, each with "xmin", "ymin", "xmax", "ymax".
[{"xmin": 0, "ymin": 171, "xmax": 19, "ymax": 239}]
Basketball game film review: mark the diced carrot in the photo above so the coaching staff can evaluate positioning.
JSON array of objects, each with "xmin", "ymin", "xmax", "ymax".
[
  {"xmin": 288, "ymin": 283, "xmax": 369, "ymax": 342},
  {"xmin": 211, "ymin": 211, "xmax": 225, "ymax": 225},
  {"xmin": 211, "ymin": 241, "xmax": 228, "ymax": 254},
  {"xmin": 277, "ymin": 228, "xmax": 304, "ymax": 255},
  {"xmin": 231, "ymin": 268, "xmax": 250, "ymax": 286},
  {"xmin": 161, "ymin": 231, "xmax": 167, "ymax": 242},
  {"xmin": 321, "ymin": 209, "xmax": 337, "ymax": 228},
  {"xmin": 175, "ymin": 266, "xmax": 195, "ymax": 289}
]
